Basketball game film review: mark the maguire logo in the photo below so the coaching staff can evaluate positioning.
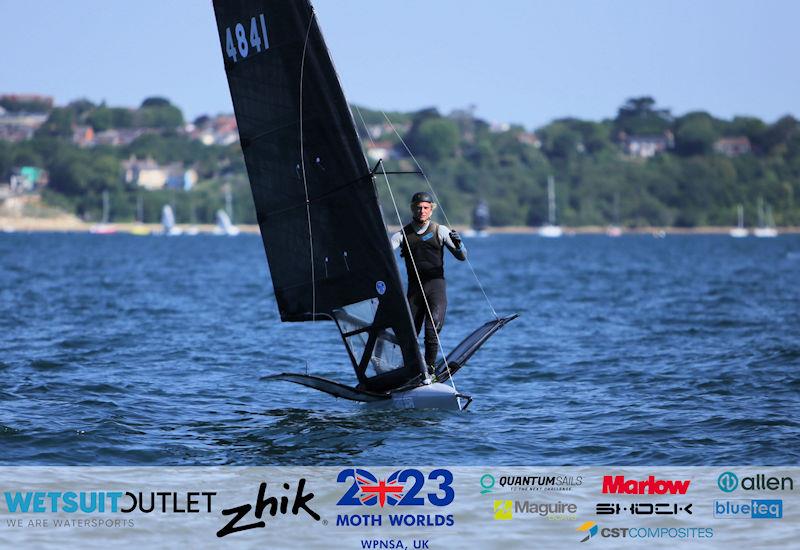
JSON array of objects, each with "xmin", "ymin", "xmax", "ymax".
[
  {"xmin": 714, "ymin": 500, "xmax": 783, "ymax": 519},
  {"xmin": 602, "ymin": 475, "xmax": 690, "ymax": 495},
  {"xmin": 493, "ymin": 500, "xmax": 512, "ymax": 520},
  {"xmin": 717, "ymin": 472, "xmax": 794, "ymax": 493},
  {"xmin": 577, "ymin": 521, "xmax": 598, "ymax": 542},
  {"xmin": 335, "ymin": 469, "xmax": 455, "ymax": 529}
]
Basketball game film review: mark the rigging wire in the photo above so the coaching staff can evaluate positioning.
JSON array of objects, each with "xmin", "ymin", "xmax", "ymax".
[
  {"xmin": 299, "ymin": 11, "xmax": 316, "ymax": 323},
  {"xmin": 382, "ymin": 112, "xmax": 499, "ymax": 321},
  {"xmin": 354, "ymin": 106, "xmax": 459, "ymax": 401}
]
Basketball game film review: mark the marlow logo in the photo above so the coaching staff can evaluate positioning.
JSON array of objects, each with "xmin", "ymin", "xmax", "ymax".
[
  {"xmin": 493, "ymin": 500, "xmax": 513, "ymax": 520},
  {"xmin": 577, "ymin": 521, "xmax": 598, "ymax": 542},
  {"xmin": 602, "ymin": 475, "xmax": 690, "ymax": 495}
]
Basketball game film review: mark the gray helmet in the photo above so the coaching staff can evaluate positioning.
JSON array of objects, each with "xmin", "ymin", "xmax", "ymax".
[{"xmin": 411, "ymin": 191, "xmax": 434, "ymax": 205}]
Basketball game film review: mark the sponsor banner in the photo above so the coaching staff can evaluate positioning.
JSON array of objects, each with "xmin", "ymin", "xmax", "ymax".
[{"xmin": 0, "ymin": 467, "xmax": 797, "ymax": 548}]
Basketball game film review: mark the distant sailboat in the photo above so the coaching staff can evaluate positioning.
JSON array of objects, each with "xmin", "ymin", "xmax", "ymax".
[
  {"xmin": 538, "ymin": 175, "xmax": 562, "ymax": 238},
  {"xmin": 129, "ymin": 194, "xmax": 150, "ymax": 235},
  {"xmin": 160, "ymin": 204, "xmax": 182, "ymax": 236},
  {"xmin": 606, "ymin": 192, "xmax": 622, "ymax": 237},
  {"xmin": 753, "ymin": 197, "xmax": 778, "ymax": 238},
  {"xmin": 212, "ymin": 0, "xmax": 517, "ymax": 410},
  {"xmin": 464, "ymin": 199, "xmax": 490, "ymax": 238},
  {"xmin": 729, "ymin": 204, "xmax": 748, "ymax": 238},
  {"xmin": 214, "ymin": 209, "xmax": 240, "ymax": 236},
  {"xmin": 89, "ymin": 190, "xmax": 117, "ymax": 234}
]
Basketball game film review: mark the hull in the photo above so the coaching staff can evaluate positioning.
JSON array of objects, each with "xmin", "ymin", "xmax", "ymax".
[{"xmin": 371, "ymin": 382, "xmax": 466, "ymax": 411}]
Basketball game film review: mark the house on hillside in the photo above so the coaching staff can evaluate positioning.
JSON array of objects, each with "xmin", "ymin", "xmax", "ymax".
[
  {"xmin": 122, "ymin": 157, "xmax": 198, "ymax": 191},
  {"xmin": 714, "ymin": 136, "xmax": 751, "ymax": 157},
  {"xmin": 620, "ymin": 131, "xmax": 674, "ymax": 158},
  {"xmin": 10, "ymin": 166, "xmax": 49, "ymax": 193}
]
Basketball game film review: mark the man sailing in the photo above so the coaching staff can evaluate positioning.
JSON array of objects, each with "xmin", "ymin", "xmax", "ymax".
[{"xmin": 391, "ymin": 192, "xmax": 466, "ymax": 372}]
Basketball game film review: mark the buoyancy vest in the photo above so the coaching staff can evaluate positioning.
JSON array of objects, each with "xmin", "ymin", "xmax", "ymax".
[{"xmin": 401, "ymin": 221, "xmax": 444, "ymax": 283}]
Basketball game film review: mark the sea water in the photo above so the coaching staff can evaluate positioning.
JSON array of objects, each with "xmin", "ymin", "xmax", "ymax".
[{"xmin": 1, "ymin": 233, "xmax": 798, "ymax": 465}]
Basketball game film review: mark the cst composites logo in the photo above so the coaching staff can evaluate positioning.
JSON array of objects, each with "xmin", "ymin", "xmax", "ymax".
[
  {"xmin": 576, "ymin": 522, "xmax": 713, "ymax": 542},
  {"xmin": 717, "ymin": 472, "xmax": 794, "ymax": 493},
  {"xmin": 335, "ymin": 468, "xmax": 455, "ymax": 528}
]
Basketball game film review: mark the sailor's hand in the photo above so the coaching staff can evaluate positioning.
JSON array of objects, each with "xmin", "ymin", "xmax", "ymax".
[{"xmin": 449, "ymin": 230, "xmax": 462, "ymax": 249}]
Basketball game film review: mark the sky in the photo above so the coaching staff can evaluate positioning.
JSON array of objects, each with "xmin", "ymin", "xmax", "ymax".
[{"xmin": 1, "ymin": 0, "xmax": 798, "ymax": 130}]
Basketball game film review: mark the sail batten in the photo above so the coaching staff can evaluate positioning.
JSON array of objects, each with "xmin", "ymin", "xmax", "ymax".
[{"xmin": 213, "ymin": 0, "xmax": 425, "ymax": 390}]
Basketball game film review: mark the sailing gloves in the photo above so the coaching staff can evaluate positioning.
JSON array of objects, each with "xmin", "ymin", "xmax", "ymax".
[{"xmin": 449, "ymin": 230, "xmax": 462, "ymax": 249}]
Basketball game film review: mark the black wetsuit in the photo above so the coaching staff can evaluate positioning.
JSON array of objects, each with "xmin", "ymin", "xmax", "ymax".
[{"xmin": 397, "ymin": 221, "xmax": 465, "ymax": 365}]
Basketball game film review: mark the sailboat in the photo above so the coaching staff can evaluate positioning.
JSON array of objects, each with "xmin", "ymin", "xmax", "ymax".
[
  {"xmin": 606, "ymin": 192, "xmax": 622, "ymax": 237},
  {"xmin": 129, "ymin": 194, "xmax": 151, "ymax": 235},
  {"xmin": 89, "ymin": 190, "xmax": 117, "ymax": 234},
  {"xmin": 464, "ymin": 199, "xmax": 490, "ymax": 238},
  {"xmin": 212, "ymin": 0, "xmax": 516, "ymax": 410},
  {"xmin": 729, "ymin": 204, "xmax": 748, "ymax": 238},
  {"xmin": 538, "ymin": 175, "xmax": 562, "ymax": 237},
  {"xmin": 753, "ymin": 197, "xmax": 778, "ymax": 238},
  {"xmin": 214, "ymin": 186, "xmax": 240, "ymax": 235},
  {"xmin": 160, "ymin": 204, "xmax": 182, "ymax": 236}
]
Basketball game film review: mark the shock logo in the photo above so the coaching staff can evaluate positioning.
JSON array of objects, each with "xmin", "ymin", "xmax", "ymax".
[{"xmin": 336, "ymin": 469, "xmax": 454, "ymax": 508}]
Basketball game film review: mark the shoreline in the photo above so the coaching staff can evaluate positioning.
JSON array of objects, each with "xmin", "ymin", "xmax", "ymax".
[{"xmin": 2, "ymin": 217, "xmax": 798, "ymax": 235}]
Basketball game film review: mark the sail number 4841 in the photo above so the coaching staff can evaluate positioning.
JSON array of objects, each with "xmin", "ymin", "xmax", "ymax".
[{"xmin": 225, "ymin": 14, "xmax": 269, "ymax": 63}]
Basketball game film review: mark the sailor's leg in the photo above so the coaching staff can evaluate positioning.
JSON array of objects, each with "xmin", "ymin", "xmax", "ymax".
[
  {"xmin": 408, "ymin": 287, "xmax": 425, "ymax": 336},
  {"xmin": 422, "ymin": 279, "xmax": 447, "ymax": 365}
]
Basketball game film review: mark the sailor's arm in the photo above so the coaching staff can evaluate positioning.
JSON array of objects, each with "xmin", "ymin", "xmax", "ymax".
[{"xmin": 438, "ymin": 225, "xmax": 466, "ymax": 261}]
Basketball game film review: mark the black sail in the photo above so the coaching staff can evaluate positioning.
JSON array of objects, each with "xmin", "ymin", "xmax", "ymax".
[{"xmin": 212, "ymin": 0, "xmax": 425, "ymax": 391}]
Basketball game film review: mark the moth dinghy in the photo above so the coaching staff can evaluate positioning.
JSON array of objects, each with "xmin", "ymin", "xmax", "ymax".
[{"xmin": 212, "ymin": 0, "xmax": 517, "ymax": 410}]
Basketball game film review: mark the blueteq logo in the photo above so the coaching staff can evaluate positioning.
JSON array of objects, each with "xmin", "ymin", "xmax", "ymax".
[
  {"xmin": 714, "ymin": 500, "xmax": 783, "ymax": 519},
  {"xmin": 335, "ymin": 469, "xmax": 455, "ymax": 528}
]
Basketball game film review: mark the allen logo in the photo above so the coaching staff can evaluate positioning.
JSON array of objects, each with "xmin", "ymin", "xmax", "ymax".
[
  {"xmin": 493, "ymin": 500, "xmax": 513, "ymax": 520},
  {"xmin": 717, "ymin": 472, "xmax": 793, "ymax": 493}
]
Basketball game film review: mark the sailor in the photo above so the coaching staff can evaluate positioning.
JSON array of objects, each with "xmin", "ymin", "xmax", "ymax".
[{"xmin": 391, "ymin": 191, "xmax": 466, "ymax": 372}]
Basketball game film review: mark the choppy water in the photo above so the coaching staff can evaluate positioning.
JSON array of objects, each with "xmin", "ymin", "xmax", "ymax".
[{"xmin": 1, "ymin": 233, "xmax": 798, "ymax": 465}]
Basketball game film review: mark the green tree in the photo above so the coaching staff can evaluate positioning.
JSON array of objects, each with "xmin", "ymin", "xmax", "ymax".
[
  {"xmin": 614, "ymin": 96, "xmax": 672, "ymax": 136},
  {"xmin": 674, "ymin": 112, "xmax": 718, "ymax": 156}
]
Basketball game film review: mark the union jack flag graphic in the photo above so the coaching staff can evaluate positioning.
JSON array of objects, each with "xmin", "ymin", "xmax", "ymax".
[{"xmin": 353, "ymin": 469, "xmax": 405, "ymax": 507}]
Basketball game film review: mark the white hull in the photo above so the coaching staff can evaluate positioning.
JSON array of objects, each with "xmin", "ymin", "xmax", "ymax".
[
  {"xmin": 538, "ymin": 224, "xmax": 563, "ymax": 238},
  {"xmin": 367, "ymin": 382, "xmax": 464, "ymax": 411},
  {"xmin": 753, "ymin": 228, "xmax": 778, "ymax": 238},
  {"xmin": 729, "ymin": 228, "xmax": 749, "ymax": 238}
]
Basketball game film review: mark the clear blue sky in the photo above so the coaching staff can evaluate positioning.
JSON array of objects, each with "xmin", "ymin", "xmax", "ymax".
[{"xmin": 1, "ymin": 0, "xmax": 797, "ymax": 129}]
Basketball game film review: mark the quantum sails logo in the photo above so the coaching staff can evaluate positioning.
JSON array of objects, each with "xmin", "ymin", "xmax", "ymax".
[
  {"xmin": 334, "ymin": 468, "xmax": 455, "ymax": 528},
  {"xmin": 480, "ymin": 473, "xmax": 583, "ymax": 493}
]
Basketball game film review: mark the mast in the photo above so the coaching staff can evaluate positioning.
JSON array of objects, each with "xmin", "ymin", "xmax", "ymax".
[
  {"xmin": 101, "ymin": 190, "xmax": 110, "ymax": 224},
  {"xmin": 737, "ymin": 204, "xmax": 744, "ymax": 229},
  {"xmin": 547, "ymin": 175, "xmax": 556, "ymax": 225}
]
